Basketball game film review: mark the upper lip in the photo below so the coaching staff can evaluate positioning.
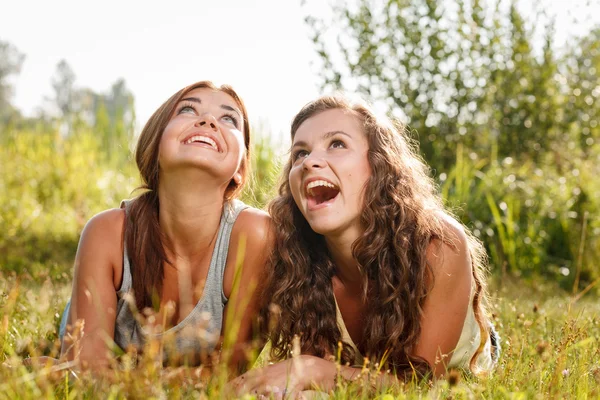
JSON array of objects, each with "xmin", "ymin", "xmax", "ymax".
[
  {"xmin": 181, "ymin": 131, "xmax": 223, "ymax": 152},
  {"xmin": 303, "ymin": 176, "xmax": 339, "ymax": 195}
]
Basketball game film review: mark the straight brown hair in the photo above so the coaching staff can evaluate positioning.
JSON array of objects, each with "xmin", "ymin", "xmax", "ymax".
[{"xmin": 125, "ymin": 81, "xmax": 251, "ymax": 311}]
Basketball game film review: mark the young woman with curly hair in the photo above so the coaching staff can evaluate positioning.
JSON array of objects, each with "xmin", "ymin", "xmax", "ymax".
[{"xmin": 232, "ymin": 95, "xmax": 499, "ymax": 396}]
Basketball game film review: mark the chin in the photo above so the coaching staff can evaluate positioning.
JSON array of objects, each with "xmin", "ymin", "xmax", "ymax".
[
  {"xmin": 304, "ymin": 215, "xmax": 363, "ymax": 240},
  {"xmin": 186, "ymin": 156, "xmax": 237, "ymax": 174},
  {"xmin": 305, "ymin": 220, "xmax": 341, "ymax": 237}
]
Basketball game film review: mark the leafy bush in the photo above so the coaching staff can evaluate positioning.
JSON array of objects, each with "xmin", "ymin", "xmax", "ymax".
[
  {"xmin": 0, "ymin": 128, "xmax": 137, "ymax": 279},
  {"xmin": 440, "ymin": 144, "xmax": 600, "ymax": 290}
]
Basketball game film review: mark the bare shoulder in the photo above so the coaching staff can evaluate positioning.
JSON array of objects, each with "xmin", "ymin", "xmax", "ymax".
[
  {"xmin": 81, "ymin": 208, "xmax": 126, "ymax": 244},
  {"xmin": 85, "ymin": 207, "xmax": 125, "ymax": 229},
  {"xmin": 426, "ymin": 213, "xmax": 471, "ymax": 278},
  {"xmin": 76, "ymin": 208, "xmax": 125, "ymax": 288},
  {"xmin": 224, "ymin": 207, "xmax": 274, "ymax": 298},
  {"xmin": 232, "ymin": 207, "xmax": 274, "ymax": 248}
]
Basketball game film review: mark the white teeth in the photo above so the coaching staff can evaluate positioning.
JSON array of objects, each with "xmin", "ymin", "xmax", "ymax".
[
  {"xmin": 306, "ymin": 180, "xmax": 337, "ymax": 196},
  {"xmin": 307, "ymin": 180, "xmax": 336, "ymax": 190},
  {"xmin": 183, "ymin": 135, "xmax": 218, "ymax": 151}
]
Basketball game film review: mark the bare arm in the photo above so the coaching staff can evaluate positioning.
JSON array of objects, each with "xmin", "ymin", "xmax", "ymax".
[
  {"xmin": 413, "ymin": 217, "xmax": 472, "ymax": 377},
  {"xmin": 60, "ymin": 208, "xmax": 124, "ymax": 369},
  {"xmin": 221, "ymin": 208, "xmax": 274, "ymax": 372}
]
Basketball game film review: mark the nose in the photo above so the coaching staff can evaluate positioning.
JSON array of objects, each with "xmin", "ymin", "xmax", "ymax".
[
  {"xmin": 302, "ymin": 151, "xmax": 327, "ymax": 171},
  {"xmin": 194, "ymin": 114, "xmax": 218, "ymax": 131}
]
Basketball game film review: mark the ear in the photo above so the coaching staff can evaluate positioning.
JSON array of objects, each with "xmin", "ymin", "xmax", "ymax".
[{"xmin": 233, "ymin": 172, "xmax": 242, "ymax": 185}]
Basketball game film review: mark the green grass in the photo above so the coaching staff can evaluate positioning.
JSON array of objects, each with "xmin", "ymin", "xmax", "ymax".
[
  {"xmin": 0, "ymin": 273, "xmax": 598, "ymax": 399},
  {"xmin": 1, "ymin": 123, "xmax": 599, "ymax": 398}
]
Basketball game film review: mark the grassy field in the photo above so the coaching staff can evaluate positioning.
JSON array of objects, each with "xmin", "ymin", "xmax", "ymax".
[
  {"xmin": 0, "ymin": 273, "xmax": 598, "ymax": 399},
  {"xmin": 1, "ymin": 131, "xmax": 598, "ymax": 398}
]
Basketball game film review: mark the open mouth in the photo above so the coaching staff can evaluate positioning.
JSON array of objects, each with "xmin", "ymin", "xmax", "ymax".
[
  {"xmin": 182, "ymin": 135, "xmax": 220, "ymax": 152},
  {"xmin": 306, "ymin": 180, "xmax": 340, "ymax": 209}
]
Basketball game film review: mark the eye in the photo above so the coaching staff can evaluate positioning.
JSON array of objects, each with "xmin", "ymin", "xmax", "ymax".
[
  {"xmin": 221, "ymin": 113, "xmax": 239, "ymax": 128},
  {"xmin": 292, "ymin": 149, "xmax": 309, "ymax": 161},
  {"xmin": 330, "ymin": 139, "xmax": 346, "ymax": 149},
  {"xmin": 177, "ymin": 103, "xmax": 196, "ymax": 115}
]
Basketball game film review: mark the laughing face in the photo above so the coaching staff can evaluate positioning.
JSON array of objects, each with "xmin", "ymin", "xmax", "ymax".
[
  {"xmin": 158, "ymin": 87, "xmax": 245, "ymax": 186},
  {"xmin": 289, "ymin": 108, "xmax": 371, "ymax": 241}
]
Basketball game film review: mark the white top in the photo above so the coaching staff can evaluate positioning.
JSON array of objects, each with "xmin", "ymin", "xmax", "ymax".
[{"xmin": 334, "ymin": 292, "xmax": 495, "ymax": 372}]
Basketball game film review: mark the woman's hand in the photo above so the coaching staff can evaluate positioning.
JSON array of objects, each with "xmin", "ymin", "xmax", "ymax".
[{"xmin": 228, "ymin": 355, "xmax": 337, "ymax": 398}]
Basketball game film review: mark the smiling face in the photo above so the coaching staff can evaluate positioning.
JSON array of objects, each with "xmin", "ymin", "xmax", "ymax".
[
  {"xmin": 158, "ymin": 87, "xmax": 246, "ymax": 188},
  {"xmin": 289, "ymin": 108, "xmax": 371, "ymax": 241}
]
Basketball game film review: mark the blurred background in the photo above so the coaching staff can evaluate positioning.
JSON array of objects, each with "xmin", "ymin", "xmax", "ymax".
[{"xmin": 1, "ymin": 0, "xmax": 599, "ymax": 295}]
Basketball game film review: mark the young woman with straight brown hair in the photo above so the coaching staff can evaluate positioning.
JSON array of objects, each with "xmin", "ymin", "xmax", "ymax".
[
  {"xmin": 233, "ymin": 95, "xmax": 499, "ymax": 396},
  {"xmin": 59, "ymin": 81, "xmax": 272, "ymax": 371}
]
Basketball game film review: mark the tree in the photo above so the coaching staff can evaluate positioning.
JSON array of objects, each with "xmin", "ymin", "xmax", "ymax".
[
  {"xmin": 51, "ymin": 59, "xmax": 77, "ymax": 135},
  {"xmin": 0, "ymin": 39, "xmax": 25, "ymax": 127},
  {"xmin": 304, "ymin": 0, "xmax": 586, "ymax": 169},
  {"xmin": 105, "ymin": 78, "xmax": 135, "ymax": 161},
  {"xmin": 48, "ymin": 60, "xmax": 135, "ymax": 163},
  {"xmin": 562, "ymin": 28, "xmax": 600, "ymax": 158}
]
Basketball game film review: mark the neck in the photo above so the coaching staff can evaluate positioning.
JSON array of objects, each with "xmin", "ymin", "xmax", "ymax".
[
  {"xmin": 325, "ymin": 234, "xmax": 363, "ymax": 288},
  {"xmin": 157, "ymin": 170, "xmax": 229, "ymax": 261}
]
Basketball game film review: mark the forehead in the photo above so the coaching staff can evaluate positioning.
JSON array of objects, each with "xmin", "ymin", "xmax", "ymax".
[
  {"xmin": 182, "ymin": 87, "xmax": 239, "ymax": 110},
  {"xmin": 293, "ymin": 108, "xmax": 364, "ymax": 142}
]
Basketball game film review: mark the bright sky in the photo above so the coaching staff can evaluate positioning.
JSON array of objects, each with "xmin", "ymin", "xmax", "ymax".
[{"xmin": 2, "ymin": 0, "xmax": 599, "ymax": 145}]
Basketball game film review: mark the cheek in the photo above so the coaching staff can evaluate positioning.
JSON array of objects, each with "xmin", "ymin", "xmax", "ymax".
[
  {"xmin": 237, "ymin": 136, "xmax": 246, "ymax": 158},
  {"xmin": 162, "ymin": 118, "xmax": 180, "ymax": 139},
  {"xmin": 349, "ymin": 160, "xmax": 371, "ymax": 205},
  {"xmin": 357, "ymin": 154, "xmax": 372, "ymax": 185},
  {"xmin": 157, "ymin": 134, "xmax": 170, "ymax": 164},
  {"xmin": 357, "ymin": 173, "xmax": 371, "ymax": 208},
  {"xmin": 158, "ymin": 121, "xmax": 179, "ymax": 151},
  {"xmin": 231, "ymin": 130, "xmax": 245, "ymax": 160},
  {"xmin": 288, "ymin": 168, "xmax": 302, "ymax": 202}
]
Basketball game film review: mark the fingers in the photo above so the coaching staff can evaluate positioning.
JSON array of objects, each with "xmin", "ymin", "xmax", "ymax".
[
  {"xmin": 255, "ymin": 385, "xmax": 293, "ymax": 400},
  {"xmin": 231, "ymin": 373, "xmax": 292, "ymax": 398},
  {"xmin": 227, "ymin": 361, "xmax": 317, "ymax": 399},
  {"xmin": 253, "ymin": 375, "xmax": 305, "ymax": 399},
  {"xmin": 256, "ymin": 385, "xmax": 286, "ymax": 400},
  {"xmin": 227, "ymin": 368, "xmax": 267, "ymax": 396}
]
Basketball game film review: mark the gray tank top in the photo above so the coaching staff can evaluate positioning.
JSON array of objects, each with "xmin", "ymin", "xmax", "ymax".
[{"xmin": 60, "ymin": 199, "xmax": 249, "ymax": 364}]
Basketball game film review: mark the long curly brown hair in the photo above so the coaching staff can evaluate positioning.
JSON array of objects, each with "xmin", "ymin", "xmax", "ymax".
[{"xmin": 263, "ymin": 96, "xmax": 491, "ymax": 376}]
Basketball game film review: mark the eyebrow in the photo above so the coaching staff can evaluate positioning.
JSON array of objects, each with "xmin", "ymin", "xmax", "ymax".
[
  {"xmin": 291, "ymin": 130, "xmax": 352, "ymax": 148},
  {"xmin": 179, "ymin": 97, "xmax": 242, "ymax": 118}
]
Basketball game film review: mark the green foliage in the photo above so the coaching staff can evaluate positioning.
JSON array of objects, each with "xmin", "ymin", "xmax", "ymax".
[
  {"xmin": 306, "ymin": 0, "xmax": 600, "ymax": 166},
  {"xmin": 440, "ymin": 145, "xmax": 600, "ymax": 289},
  {"xmin": 0, "ymin": 57, "xmax": 140, "ymax": 280},
  {"xmin": 0, "ymin": 39, "xmax": 26, "ymax": 128},
  {"xmin": 0, "ymin": 128, "xmax": 138, "ymax": 279},
  {"xmin": 306, "ymin": 0, "xmax": 600, "ymax": 288},
  {"xmin": 240, "ymin": 133, "xmax": 283, "ymax": 209}
]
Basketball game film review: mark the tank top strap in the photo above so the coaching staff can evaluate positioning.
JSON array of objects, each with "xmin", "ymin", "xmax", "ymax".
[
  {"xmin": 208, "ymin": 199, "xmax": 249, "ymax": 305},
  {"xmin": 333, "ymin": 294, "xmax": 364, "ymax": 366},
  {"xmin": 118, "ymin": 199, "xmax": 134, "ymax": 295}
]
